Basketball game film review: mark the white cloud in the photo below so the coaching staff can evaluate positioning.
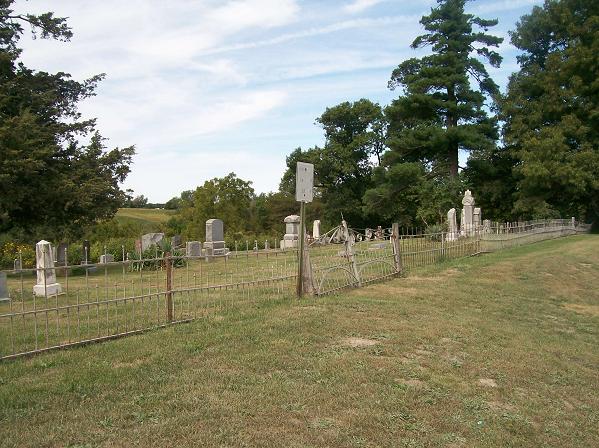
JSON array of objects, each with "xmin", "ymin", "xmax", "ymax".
[
  {"xmin": 471, "ymin": 0, "xmax": 541, "ymax": 14},
  {"xmin": 344, "ymin": 0, "xmax": 385, "ymax": 14}
]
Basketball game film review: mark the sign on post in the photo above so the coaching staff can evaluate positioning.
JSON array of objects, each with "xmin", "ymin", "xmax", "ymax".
[{"xmin": 296, "ymin": 162, "xmax": 314, "ymax": 203}]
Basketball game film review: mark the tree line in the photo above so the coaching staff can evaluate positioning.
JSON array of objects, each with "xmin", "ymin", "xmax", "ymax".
[{"xmin": 1, "ymin": 0, "xmax": 597, "ymax": 245}]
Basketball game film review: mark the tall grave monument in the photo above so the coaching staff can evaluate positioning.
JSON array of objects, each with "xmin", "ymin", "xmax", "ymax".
[
  {"xmin": 204, "ymin": 219, "xmax": 227, "ymax": 256},
  {"xmin": 33, "ymin": 240, "xmax": 62, "ymax": 297}
]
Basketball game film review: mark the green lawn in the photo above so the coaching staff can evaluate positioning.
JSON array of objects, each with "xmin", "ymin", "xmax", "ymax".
[{"xmin": 1, "ymin": 235, "xmax": 598, "ymax": 447}]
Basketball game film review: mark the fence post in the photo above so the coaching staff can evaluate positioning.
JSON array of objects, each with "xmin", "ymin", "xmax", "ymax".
[
  {"xmin": 301, "ymin": 232, "xmax": 314, "ymax": 295},
  {"xmin": 342, "ymin": 220, "xmax": 361, "ymax": 287},
  {"xmin": 391, "ymin": 223, "xmax": 403, "ymax": 274},
  {"xmin": 165, "ymin": 251, "xmax": 173, "ymax": 322}
]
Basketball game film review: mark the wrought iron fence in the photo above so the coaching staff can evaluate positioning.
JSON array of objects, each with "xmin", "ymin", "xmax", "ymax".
[{"xmin": 0, "ymin": 218, "xmax": 588, "ymax": 359}]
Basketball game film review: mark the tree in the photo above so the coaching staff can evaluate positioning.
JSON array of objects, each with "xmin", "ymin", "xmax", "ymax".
[
  {"xmin": 502, "ymin": 0, "xmax": 599, "ymax": 222},
  {"xmin": 0, "ymin": 1, "xmax": 135, "ymax": 239},
  {"xmin": 385, "ymin": 0, "xmax": 503, "ymax": 178},
  {"xmin": 280, "ymin": 99, "xmax": 386, "ymax": 227},
  {"xmin": 178, "ymin": 173, "xmax": 255, "ymax": 240}
]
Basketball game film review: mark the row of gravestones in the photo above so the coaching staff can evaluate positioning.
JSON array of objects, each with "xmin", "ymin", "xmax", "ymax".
[{"xmin": 446, "ymin": 190, "xmax": 485, "ymax": 241}]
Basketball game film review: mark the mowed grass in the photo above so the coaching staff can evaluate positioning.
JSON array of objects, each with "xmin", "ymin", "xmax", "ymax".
[
  {"xmin": 1, "ymin": 236, "xmax": 598, "ymax": 447},
  {"xmin": 115, "ymin": 208, "xmax": 175, "ymax": 225}
]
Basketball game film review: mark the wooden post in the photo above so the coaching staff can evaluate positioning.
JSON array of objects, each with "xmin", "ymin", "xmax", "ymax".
[
  {"xmin": 391, "ymin": 222, "xmax": 403, "ymax": 274},
  {"xmin": 165, "ymin": 252, "xmax": 173, "ymax": 322},
  {"xmin": 297, "ymin": 201, "xmax": 306, "ymax": 298}
]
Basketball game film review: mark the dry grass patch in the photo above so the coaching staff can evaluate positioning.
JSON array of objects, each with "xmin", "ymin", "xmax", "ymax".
[
  {"xmin": 340, "ymin": 337, "xmax": 379, "ymax": 348},
  {"xmin": 563, "ymin": 303, "xmax": 599, "ymax": 317}
]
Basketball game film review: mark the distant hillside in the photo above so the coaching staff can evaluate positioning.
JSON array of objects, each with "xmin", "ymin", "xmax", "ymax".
[{"xmin": 116, "ymin": 208, "xmax": 176, "ymax": 228}]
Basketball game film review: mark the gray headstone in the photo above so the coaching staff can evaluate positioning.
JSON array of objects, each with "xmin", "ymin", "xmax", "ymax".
[
  {"xmin": 461, "ymin": 190, "xmax": 475, "ymax": 235},
  {"xmin": 281, "ymin": 215, "xmax": 300, "ymax": 248},
  {"xmin": 446, "ymin": 208, "xmax": 458, "ymax": 241},
  {"xmin": 141, "ymin": 233, "xmax": 164, "ymax": 252},
  {"xmin": 186, "ymin": 241, "xmax": 202, "ymax": 257},
  {"xmin": 205, "ymin": 219, "xmax": 224, "ymax": 242},
  {"xmin": 0, "ymin": 272, "xmax": 9, "ymax": 302},
  {"xmin": 171, "ymin": 235, "xmax": 182, "ymax": 248},
  {"xmin": 312, "ymin": 220, "xmax": 321, "ymax": 239},
  {"xmin": 56, "ymin": 243, "xmax": 68, "ymax": 265}
]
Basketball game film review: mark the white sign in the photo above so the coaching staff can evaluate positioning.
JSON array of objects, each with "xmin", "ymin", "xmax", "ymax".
[{"xmin": 295, "ymin": 162, "xmax": 314, "ymax": 203}]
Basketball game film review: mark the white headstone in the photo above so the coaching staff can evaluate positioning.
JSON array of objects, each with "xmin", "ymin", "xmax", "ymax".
[
  {"xmin": 461, "ymin": 190, "xmax": 475, "ymax": 235},
  {"xmin": 281, "ymin": 214, "xmax": 300, "ymax": 248},
  {"xmin": 33, "ymin": 240, "xmax": 62, "ymax": 297},
  {"xmin": 446, "ymin": 208, "xmax": 458, "ymax": 241},
  {"xmin": 483, "ymin": 219, "xmax": 491, "ymax": 233},
  {"xmin": 312, "ymin": 220, "xmax": 321, "ymax": 239},
  {"xmin": 473, "ymin": 207, "xmax": 481, "ymax": 229}
]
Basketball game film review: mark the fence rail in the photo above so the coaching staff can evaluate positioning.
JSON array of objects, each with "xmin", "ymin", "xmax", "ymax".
[{"xmin": 0, "ymin": 218, "xmax": 589, "ymax": 360}]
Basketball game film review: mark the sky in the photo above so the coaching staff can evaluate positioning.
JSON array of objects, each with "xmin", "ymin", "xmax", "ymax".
[{"xmin": 14, "ymin": 0, "xmax": 543, "ymax": 202}]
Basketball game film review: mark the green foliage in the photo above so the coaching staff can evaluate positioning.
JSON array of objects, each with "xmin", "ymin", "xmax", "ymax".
[
  {"xmin": 0, "ymin": 1, "xmax": 135, "ymax": 240},
  {"xmin": 280, "ymin": 99, "xmax": 385, "ymax": 227},
  {"xmin": 502, "ymin": 0, "xmax": 599, "ymax": 222},
  {"xmin": 385, "ymin": 0, "xmax": 503, "ymax": 178}
]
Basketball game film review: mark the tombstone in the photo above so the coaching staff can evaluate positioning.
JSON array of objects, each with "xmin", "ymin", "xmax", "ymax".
[
  {"xmin": 483, "ymin": 219, "xmax": 491, "ymax": 234},
  {"xmin": 265, "ymin": 240, "xmax": 270, "ymax": 250},
  {"xmin": 56, "ymin": 243, "xmax": 68, "ymax": 266},
  {"xmin": 461, "ymin": 190, "xmax": 475, "ymax": 235},
  {"xmin": 280, "ymin": 215, "xmax": 300, "ymax": 249},
  {"xmin": 473, "ymin": 207, "xmax": 481, "ymax": 230},
  {"xmin": 365, "ymin": 228, "xmax": 374, "ymax": 241},
  {"xmin": 253, "ymin": 240, "xmax": 259, "ymax": 251},
  {"xmin": 82, "ymin": 240, "xmax": 91, "ymax": 263},
  {"xmin": 313, "ymin": 220, "xmax": 321, "ymax": 239},
  {"xmin": 13, "ymin": 258, "xmax": 22, "ymax": 271},
  {"xmin": 171, "ymin": 235, "xmax": 182, "ymax": 248},
  {"xmin": 33, "ymin": 240, "xmax": 62, "ymax": 297},
  {"xmin": 375, "ymin": 226, "xmax": 384, "ymax": 240},
  {"xmin": 446, "ymin": 208, "xmax": 458, "ymax": 241},
  {"xmin": 0, "ymin": 272, "xmax": 9, "ymax": 302},
  {"xmin": 571, "ymin": 217, "xmax": 576, "ymax": 228},
  {"xmin": 141, "ymin": 233, "xmax": 164, "ymax": 252},
  {"xmin": 204, "ymin": 219, "xmax": 227, "ymax": 256},
  {"xmin": 99, "ymin": 254, "xmax": 114, "ymax": 264},
  {"xmin": 186, "ymin": 241, "xmax": 202, "ymax": 257}
]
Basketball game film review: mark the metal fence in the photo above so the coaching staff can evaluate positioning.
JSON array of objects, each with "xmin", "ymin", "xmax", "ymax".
[
  {"xmin": 0, "ymin": 248, "xmax": 298, "ymax": 360},
  {"xmin": 0, "ymin": 218, "xmax": 589, "ymax": 360}
]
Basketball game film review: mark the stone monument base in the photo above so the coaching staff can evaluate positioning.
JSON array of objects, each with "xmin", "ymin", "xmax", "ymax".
[
  {"xmin": 33, "ymin": 283, "xmax": 62, "ymax": 297},
  {"xmin": 280, "ymin": 239, "xmax": 298, "ymax": 249}
]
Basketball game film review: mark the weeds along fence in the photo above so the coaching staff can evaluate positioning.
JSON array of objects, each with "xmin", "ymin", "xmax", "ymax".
[{"xmin": 0, "ymin": 218, "xmax": 588, "ymax": 360}]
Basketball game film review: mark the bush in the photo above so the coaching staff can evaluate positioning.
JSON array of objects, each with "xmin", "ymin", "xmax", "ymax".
[{"xmin": 0, "ymin": 241, "xmax": 36, "ymax": 269}]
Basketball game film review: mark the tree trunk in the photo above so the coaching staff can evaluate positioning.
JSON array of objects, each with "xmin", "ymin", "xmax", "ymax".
[{"xmin": 447, "ymin": 84, "xmax": 459, "ymax": 178}]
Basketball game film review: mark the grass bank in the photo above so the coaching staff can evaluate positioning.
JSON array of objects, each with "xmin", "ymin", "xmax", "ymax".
[{"xmin": 0, "ymin": 235, "xmax": 598, "ymax": 447}]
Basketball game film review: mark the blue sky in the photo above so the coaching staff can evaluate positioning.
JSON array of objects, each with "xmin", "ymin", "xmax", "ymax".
[{"xmin": 15, "ymin": 0, "xmax": 542, "ymax": 202}]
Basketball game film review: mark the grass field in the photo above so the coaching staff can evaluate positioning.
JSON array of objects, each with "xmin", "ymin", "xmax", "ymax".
[
  {"xmin": 1, "ymin": 235, "xmax": 598, "ymax": 447},
  {"xmin": 115, "ymin": 208, "xmax": 175, "ymax": 225}
]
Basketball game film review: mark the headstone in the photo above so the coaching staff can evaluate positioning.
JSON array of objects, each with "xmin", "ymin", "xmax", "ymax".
[
  {"xmin": 281, "ymin": 215, "xmax": 300, "ymax": 249},
  {"xmin": 13, "ymin": 258, "xmax": 21, "ymax": 271},
  {"xmin": 473, "ymin": 207, "xmax": 481, "ymax": 230},
  {"xmin": 141, "ymin": 233, "xmax": 164, "ymax": 252},
  {"xmin": 0, "ymin": 272, "xmax": 9, "ymax": 302},
  {"xmin": 33, "ymin": 240, "xmax": 62, "ymax": 297},
  {"xmin": 253, "ymin": 240, "xmax": 259, "ymax": 251},
  {"xmin": 571, "ymin": 217, "xmax": 576, "ymax": 228},
  {"xmin": 446, "ymin": 208, "xmax": 458, "ymax": 241},
  {"xmin": 99, "ymin": 254, "xmax": 114, "ymax": 264},
  {"xmin": 483, "ymin": 219, "xmax": 491, "ymax": 234},
  {"xmin": 265, "ymin": 240, "xmax": 270, "ymax": 250},
  {"xmin": 375, "ymin": 226, "xmax": 384, "ymax": 240},
  {"xmin": 82, "ymin": 240, "xmax": 91, "ymax": 263},
  {"xmin": 365, "ymin": 228, "xmax": 374, "ymax": 241},
  {"xmin": 461, "ymin": 190, "xmax": 475, "ymax": 235},
  {"xmin": 313, "ymin": 220, "xmax": 321, "ymax": 239},
  {"xmin": 56, "ymin": 243, "xmax": 68, "ymax": 266},
  {"xmin": 171, "ymin": 235, "xmax": 182, "ymax": 248},
  {"xmin": 186, "ymin": 241, "xmax": 202, "ymax": 257},
  {"xmin": 204, "ymin": 219, "xmax": 227, "ymax": 255}
]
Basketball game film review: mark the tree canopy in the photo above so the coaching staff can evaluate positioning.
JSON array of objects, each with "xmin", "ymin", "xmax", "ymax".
[{"xmin": 0, "ymin": 1, "xmax": 135, "ymax": 240}]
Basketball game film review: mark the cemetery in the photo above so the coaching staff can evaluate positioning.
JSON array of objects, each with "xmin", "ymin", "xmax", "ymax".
[{"xmin": 1, "ymin": 0, "xmax": 598, "ymax": 446}]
